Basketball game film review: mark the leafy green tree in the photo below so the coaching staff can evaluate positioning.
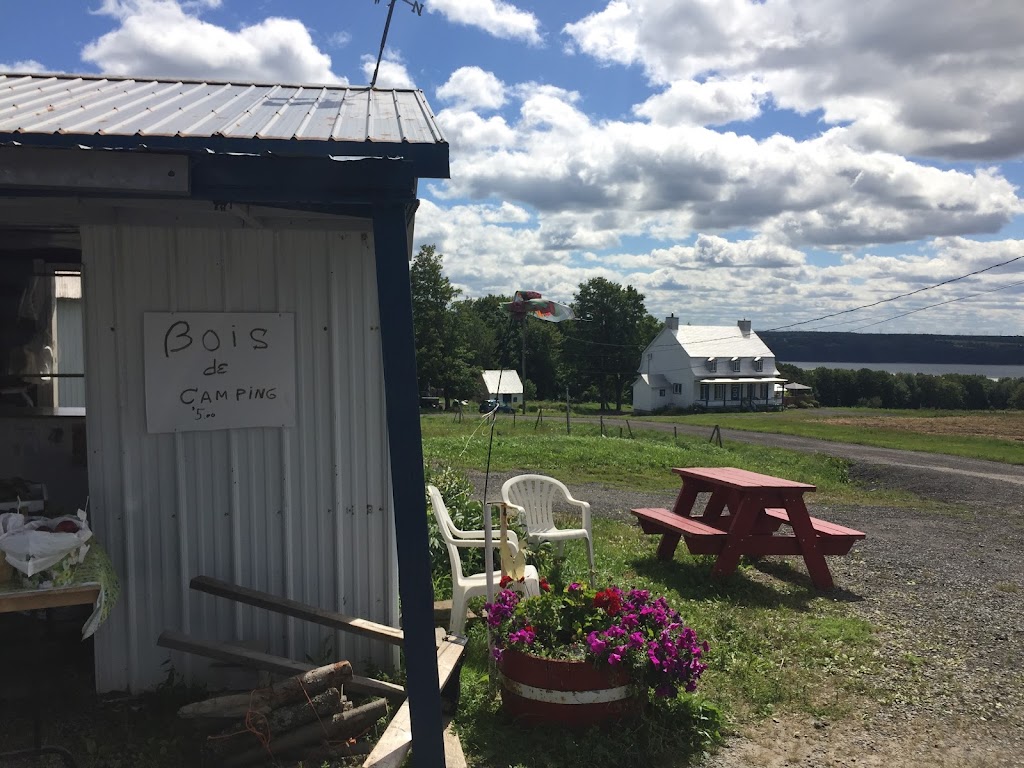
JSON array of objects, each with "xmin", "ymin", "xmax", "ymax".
[
  {"xmin": 812, "ymin": 368, "xmax": 838, "ymax": 406},
  {"xmin": 409, "ymin": 245, "xmax": 477, "ymax": 406},
  {"xmin": 453, "ymin": 295, "xmax": 512, "ymax": 371},
  {"xmin": 565, "ymin": 278, "xmax": 660, "ymax": 411},
  {"xmin": 1008, "ymin": 380, "xmax": 1024, "ymax": 410},
  {"xmin": 776, "ymin": 363, "xmax": 808, "ymax": 385},
  {"xmin": 932, "ymin": 377, "xmax": 966, "ymax": 410},
  {"xmin": 518, "ymin": 319, "xmax": 567, "ymax": 401}
]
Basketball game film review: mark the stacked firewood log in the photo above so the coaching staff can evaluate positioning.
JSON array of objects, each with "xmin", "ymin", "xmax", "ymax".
[{"xmin": 177, "ymin": 660, "xmax": 388, "ymax": 767}]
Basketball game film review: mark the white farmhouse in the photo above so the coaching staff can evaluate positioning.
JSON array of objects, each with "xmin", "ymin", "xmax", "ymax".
[{"xmin": 633, "ymin": 316, "xmax": 786, "ymax": 413}]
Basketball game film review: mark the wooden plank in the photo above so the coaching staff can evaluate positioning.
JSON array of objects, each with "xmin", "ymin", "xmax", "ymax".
[
  {"xmin": 443, "ymin": 721, "xmax": 467, "ymax": 768},
  {"xmin": 350, "ymin": 674, "xmax": 406, "ymax": 703},
  {"xmin": 190, "ymin": 575, "xmax": 404, "ymax": 647},
  {"xmin": 631, "ymin": 508, "xmax": 728, "ymax": 537},
  {"xmin": 158, "ymin": 630, "xmax": 312, "ymax": 677},
  {"xmin": 0, "ymin": 584, "xmax": 100, "ymax": 614},
  {"xmin": 159, "ymin": 632, "xmax": 405, "ymax": 703},
  {"xmin": 673, "ymin": 467, "xmax": 816, "ymax": 491},
  {"xmin": 763, "ymin": 509, "xmax": 866, "ymax": 539},
  {"xmin": 363, "ymin": 638, "xmax": 467, "ymax": 768}
]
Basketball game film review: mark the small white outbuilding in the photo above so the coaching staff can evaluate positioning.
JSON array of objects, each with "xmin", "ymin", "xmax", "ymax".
[{"xmin": 480, "ymin": 369, "xmax": 524, "ymax": 405}]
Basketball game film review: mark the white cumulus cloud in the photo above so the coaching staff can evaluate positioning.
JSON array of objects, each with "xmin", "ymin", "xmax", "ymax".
[
  {"xmin": 564, "ymin": 0, "xmax": 1024, "ymax": 160},
  {"xmin": 359, "ymin": 53, "xmax": 415, "ymax": 89},
  {"xmin": 428, "ymin": 0, "xmax": 542, "ymax": 45},
  {"xmin": 437, "ymin": 67, "xmax": 506, "ymax": 111},
  {"xmin": 83, "ymin": 0, "xmax": 343, "ymax": 84},
  {"xmin": 0, "ymin": 60, "xmax": 48, "ymax": 73}
]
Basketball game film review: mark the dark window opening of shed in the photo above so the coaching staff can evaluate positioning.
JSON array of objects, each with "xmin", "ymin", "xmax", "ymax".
[
  {"xmin": 1, "ymin": 238, "xmax": 84, "ymax": 411},
  {"xmin": 1, "ymin": 228, "xmax": 89, "ymax": 517}
]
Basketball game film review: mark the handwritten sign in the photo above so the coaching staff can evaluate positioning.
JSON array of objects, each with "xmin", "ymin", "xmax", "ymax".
[{"xmin": 143, "ymin": 312, "xmax": 296, "ymax": 433}]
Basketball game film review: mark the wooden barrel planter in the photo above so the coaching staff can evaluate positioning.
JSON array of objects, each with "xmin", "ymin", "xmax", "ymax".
[{"xmin": 496, "ymin": 648, "xmax": 642, "ymax": 726}]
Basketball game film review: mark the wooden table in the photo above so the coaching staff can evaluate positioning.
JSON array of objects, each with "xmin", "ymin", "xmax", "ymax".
[
  {"xmin": 0, "ymin": 582, "xmax": 100, "ymax": 614},
  {"xmin": 0, "ymin": 581, "xmax": 100, "ymax": 768},
  {"xmin": 631, "ymin": 467, "xmax": 865, "ymax": 590}
]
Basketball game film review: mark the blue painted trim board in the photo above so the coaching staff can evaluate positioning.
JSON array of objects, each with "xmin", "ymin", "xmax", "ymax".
[{"xmin": 372, "ymin": 202, "xmax": 445, "ymax": 766}]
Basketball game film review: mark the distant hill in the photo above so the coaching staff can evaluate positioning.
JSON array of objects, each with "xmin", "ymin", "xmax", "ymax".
[{"xmin": 759, "ymin": 331, "xmax": 1024, "ymax": 366}]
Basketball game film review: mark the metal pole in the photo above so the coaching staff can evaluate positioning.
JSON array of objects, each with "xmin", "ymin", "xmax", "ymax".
[
  {"xmin": 565, "ymin": 384, "xmax": 570, "ymax": 435},
  {"xmin": 521, "ymin": 321, "xmax": 527, "ymax": 415}
]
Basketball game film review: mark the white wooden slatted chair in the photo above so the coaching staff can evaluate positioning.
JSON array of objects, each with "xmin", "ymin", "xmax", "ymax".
[
  {"xmin": 427, "ymin": 485, "xmax": 539, "ymax": 636},
  {"xmin": 500, "ymin": 474, "xmax": 596, "ymax": 588}
]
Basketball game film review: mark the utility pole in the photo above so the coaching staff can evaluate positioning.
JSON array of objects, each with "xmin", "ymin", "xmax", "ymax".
[
  {"xmin": 521, "ymin": 322, "xmax": 527, "ymax": 415},
  {"xmin": 565, "ymin": 383, "xmax": 570, "ymax": 434}
]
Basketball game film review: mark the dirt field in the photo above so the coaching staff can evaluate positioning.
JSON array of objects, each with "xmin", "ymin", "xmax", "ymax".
[{"xmin": 813, "ymin": 411, "xmax": 1024, "ymax": 441}]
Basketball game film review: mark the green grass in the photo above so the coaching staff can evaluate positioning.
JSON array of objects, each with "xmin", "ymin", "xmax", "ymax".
[
  {"xmin": 421, "ymin": 413, "xmax": 925, "ymax": 507},
  {"xmin": 452, "ymin": 514, "xmax": 884, "ymax": 767},
  {"xmin": 633, "ymin": 408, "xmax": 1024, "ymax": 465},
  {"xmin": 422, "ymin": 416, "xmax": 908, "ymax": 765}
]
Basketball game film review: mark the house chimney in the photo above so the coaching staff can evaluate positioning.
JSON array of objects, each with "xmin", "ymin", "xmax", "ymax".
[
  {"xmin": 666, "ymin": 314, "xmax": 679, "ymax": 331},
  {"xmin": 738, "ymin": 318, "xmax": 752, "ymax": 335}
]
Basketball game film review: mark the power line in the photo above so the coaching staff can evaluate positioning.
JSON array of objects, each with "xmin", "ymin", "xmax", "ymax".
[
  {"xmin": 767, "ymin": 253, "xmax": 1024, "ymax": 332},
  {"xmin": 845, "ymin": 278, "xmax": 1024, "ymax": 332},
  {"xmin": 557, "ymin": 252, "xmax": 1024, "ymax": 352}
]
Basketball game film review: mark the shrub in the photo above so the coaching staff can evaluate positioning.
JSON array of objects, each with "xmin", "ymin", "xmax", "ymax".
[{"xmin": 424, "ymin": 463, "xmax": 485, "ymax": 594}]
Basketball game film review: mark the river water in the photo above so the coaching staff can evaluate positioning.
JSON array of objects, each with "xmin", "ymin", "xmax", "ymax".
[{"xmin": 786, "ymin": 361, "xmax": 1024, "ymax": 379}]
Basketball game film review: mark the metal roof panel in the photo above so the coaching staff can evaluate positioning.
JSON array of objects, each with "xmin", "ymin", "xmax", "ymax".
[
  {"xmin": 673, "ymin": 325, "xmax": 776, "ymax": 357},
  {"xmin": 0, "ymin": 72, "xmax": 448, "ymax": 172}
]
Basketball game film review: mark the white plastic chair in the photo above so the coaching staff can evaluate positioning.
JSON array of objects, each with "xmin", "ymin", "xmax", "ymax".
[
  {"xmin": 427, "ymin": 485, "xmax": 540, "ymax": 636},
  {"xmin": 501, "ymin": 474, "xmax": 596, "ymax": 588}
]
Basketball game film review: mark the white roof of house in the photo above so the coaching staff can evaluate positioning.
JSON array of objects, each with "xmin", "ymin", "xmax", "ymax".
[
  {"xmin": 481, "ymin": 369, "xmax": 523, "ymax": 394},
  {"xmin": 672, "ymin": 325, "xmax": 774, "ymax": 358}
]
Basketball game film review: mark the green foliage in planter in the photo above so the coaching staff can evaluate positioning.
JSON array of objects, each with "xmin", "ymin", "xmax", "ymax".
[{"xmin": 423, "ymin": 462, "xmax": 487, "ymax": 598}]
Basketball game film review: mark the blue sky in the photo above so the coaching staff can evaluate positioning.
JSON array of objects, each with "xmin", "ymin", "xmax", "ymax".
[{"xmin": 3, "ymin": 0, "xmax": 1023, "ymax": 335}]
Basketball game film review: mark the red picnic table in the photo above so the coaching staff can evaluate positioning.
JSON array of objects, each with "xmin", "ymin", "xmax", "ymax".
[{"xmin": 631, "ymin": 467, "xmax": 866, "ymax": 590}]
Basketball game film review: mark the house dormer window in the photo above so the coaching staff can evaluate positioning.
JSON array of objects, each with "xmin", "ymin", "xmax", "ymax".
[
  {"xmin": 706, "ymin": 357, "xmax": 717, "ymax": 373},
  {"xmin": 754, "ymin": 356, "xmax": 764, "ymax": 373},
  {"xmin": 730, "ymin": 357, "xmax": 741, "ymax": 373}
]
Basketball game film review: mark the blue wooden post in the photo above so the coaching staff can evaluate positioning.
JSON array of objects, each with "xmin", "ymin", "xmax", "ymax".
[{"xmin": 372, "ymin": 203, "xmax": 445, "ymax": 766}]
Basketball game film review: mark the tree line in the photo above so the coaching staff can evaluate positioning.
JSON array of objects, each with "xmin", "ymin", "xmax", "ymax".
[
  {"xmin": 410, "ymin": 245, "xmax": 659, "ymax": 410},
  {"xmin": 779, "ymin": 364, "xmax": 1024, "ymax": 410},
  {"xmin": 410, "ymin": 244, "xmax": 1024, "ymax": 413}
]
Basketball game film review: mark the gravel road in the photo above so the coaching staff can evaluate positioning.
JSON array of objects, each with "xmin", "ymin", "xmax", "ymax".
[{"xmin": 466, "ymin": 426, "xmax": 1024, "ymax": 768}]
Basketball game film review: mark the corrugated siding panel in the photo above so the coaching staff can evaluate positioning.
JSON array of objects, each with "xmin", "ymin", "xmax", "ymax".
[{"xmin": 81, "ymin": 223, "xmax": 397, "ymax": 692}]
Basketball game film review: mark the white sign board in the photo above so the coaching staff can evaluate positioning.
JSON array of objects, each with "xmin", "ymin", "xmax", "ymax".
[{"xmin": 144, "ymin": 312, "xmax": 296, "ymax": 433}]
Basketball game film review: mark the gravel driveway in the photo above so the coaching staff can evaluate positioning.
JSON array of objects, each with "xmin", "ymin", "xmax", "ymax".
[{"xmin": 466, "ymin": 427, "xmax": 1024, "ymax": 768}]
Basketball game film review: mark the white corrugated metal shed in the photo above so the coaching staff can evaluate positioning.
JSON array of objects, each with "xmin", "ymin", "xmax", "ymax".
[
  {"xmin": 0, "ymin": 67, "xmax": 452, "ymax": 762},
  {"xmin": 82, "ymin": 224, "xmax": 396, "ymax": 692},
  {"xmin": 481, "ymin": 369, "xmax": 523, "ymax": 395}
]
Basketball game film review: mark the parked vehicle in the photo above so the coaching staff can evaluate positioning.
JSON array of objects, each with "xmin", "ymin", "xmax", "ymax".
[{"xmin": 479, "ymin": 399, "xmax": 515, "ymax": 414}]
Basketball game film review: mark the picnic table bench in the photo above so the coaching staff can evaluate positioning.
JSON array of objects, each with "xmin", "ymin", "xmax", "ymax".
[{"xmin": 631, "ymin": 467, "xmax": 866, "ymax": 590}]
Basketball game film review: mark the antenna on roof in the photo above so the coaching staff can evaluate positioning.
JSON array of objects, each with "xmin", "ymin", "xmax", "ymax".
[{"xmin": 371, "ymin": 0, "xmax": 424, "ymax": 88}]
